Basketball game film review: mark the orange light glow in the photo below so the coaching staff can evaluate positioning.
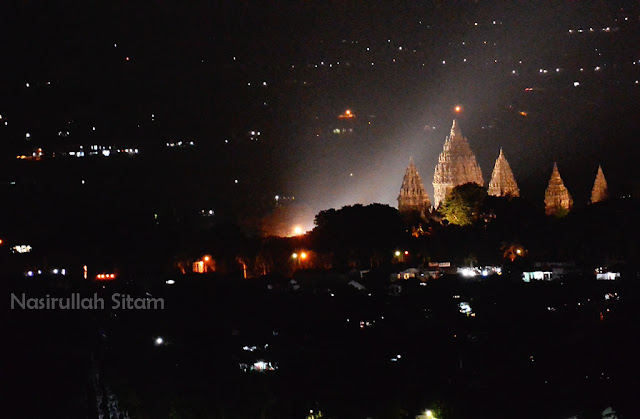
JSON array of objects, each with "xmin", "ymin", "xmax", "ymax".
[
  {"xmin": 204, "ymin": 256, "xmax": 211, "ymax": 262},
  {"xmin": 338, "ymin": 109, "xmax": 356, "ymax": 119},
  {"xmin": 96, "ymin": 273, "xmax": 116, "ymax": 281},
  {"xmin": 293, "ymin": 226, "xmax": 303, "ymax": 236},
  {"xmin": 454, "ymin": 105, "xmax": 462, "ymax": 113},
  {"xmin": 519, "ymin": 111, "xmax": 528, "ymax": 116},
  {"xmin": 300, "ymin": 252, "xmax": 308, "ymax": 260}
]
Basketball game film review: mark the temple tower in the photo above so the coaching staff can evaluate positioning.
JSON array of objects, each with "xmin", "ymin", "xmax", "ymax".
[
  {"xmin": 544, "ymin": 163, "xmax": 573, "ymax": 216},
  {"xmin": 488, "ymin": 148, "xmax": 520, "ymax": 197},
  {"xmin": 590, "ymin": 165, "xmax": 608, "ymax": 204},
  {"xmin": 433, "ymin": 120, "xmax": 484, "ymax": 207},
  {"xmin": 398, "ymin": 157, "xmax": 431, "ymax": 213}
]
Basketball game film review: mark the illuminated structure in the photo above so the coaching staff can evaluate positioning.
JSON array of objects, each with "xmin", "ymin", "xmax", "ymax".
[
  {"xmin": 193, "ymin": 255, "xmax": 215, "ymax": 273},
  {"xmin": 544, "ymin": 163, "xmax": 573, "ymax": 216},
  {"xmin": 397, "ymin": 157, "xmax": 431, "ymax": 213},
  {"xmin": 590, "ymin": 165, "xmax": 608, "ymax": 204},
  {"xmin": 488, "ymin": 148, "xmax": 520, "ymax": 197},
  {"xmin": 432, "ymin": 120, "xmax": 484, "ymax": 207}
]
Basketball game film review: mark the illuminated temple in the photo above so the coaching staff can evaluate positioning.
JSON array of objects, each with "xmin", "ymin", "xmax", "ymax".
[
  {"xmin": 395, "ymin": 118, "xmax": 610, "ymax": 215},
  {"xmin": 432, "ymin": 120, "xmax": 484, "ymax": 207},
  {"xmin": 488, "ymin": 148, "xmax": 520, "ymax": 197},
  {"xmin": 590, "ymin": 165, "xmax": 608, "ymax": 204},
  {"xmin": 544, "ymin": 163, "xmax": 573, "ymax": 216},
  {"xmin": 397, "ymin": 157, "xmax": 431, "ymax": 213}
]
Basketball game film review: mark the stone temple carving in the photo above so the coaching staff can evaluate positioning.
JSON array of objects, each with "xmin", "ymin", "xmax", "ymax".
[
  {"xmin": 433, "ymin": 119, "xmax": 484, "ymax": 207},
  {"xmin": 590, "ymin": 165, "xmax": 608, "ymax": 204},
  {"xmin": 488, "ymin": 148, "xmax": 520, "ymax": 197},
  {"xmin": 398, "ymin": 157, "xmax": 431, "ymax": 213},
  {"xmin": 544, "ymin": 163, "xmax": 573, "ymax": 216}
]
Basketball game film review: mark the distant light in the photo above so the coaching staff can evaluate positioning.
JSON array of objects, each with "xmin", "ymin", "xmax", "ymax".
[
  {"xmin": 26, "ymin": 83, "xmax": 30, "ymax": 88},
  {"xmin": 292, "ymin": 253, "xmax": 298, "ymax": 259},
  {"xmin": 573, "ymin": 81, "xmax": 580, "ymax": 87},
  {"xmin": 300, "ymin": 252, "xmax": 308, "ymax": 260},
  {"xmin": 454, "ymin": 105, "xmax": 462, "ymax": 113},
  {"xmin": 52, "ymin": 269, "xmax": 59, "ymax": 274},
  {"xmin": 125, "ymin": 56, "xmax": 130, "ymax": 61},
  {"xmin": 166, "ymin": 279, "xmax": 175, "ymax": 285},
  {"xmin": 25, "ymin": 133, "xmax": 31, "ymax": 138},
  {"xmin": 395, "ymin": 251, "xmax": 401, "ymax": 257},
  {"xmin": 404, "ymin": 251, "xmax": 409, "ymax": 255},
  {"xmin": 204, "ymin": 256, "xmax": 211, "ymax": 262},
  {"xmin": 154, "ymin": 337, "xmax": 164, "ymax": 346},
  {"xmin": 293, "ymin": 226, "xmax": 303, "ymax": 235},
  {"xmin": 234, "ymin": 179, "xmax": 238, "ymax": 184}
]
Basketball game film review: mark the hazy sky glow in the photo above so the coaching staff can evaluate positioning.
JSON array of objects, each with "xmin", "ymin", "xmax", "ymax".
[{"xmin": 1, "ymin": 1, "xmax": 639, "ymax": 232}]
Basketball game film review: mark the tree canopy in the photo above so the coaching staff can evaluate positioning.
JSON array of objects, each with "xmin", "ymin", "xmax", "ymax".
[{"xmin": 440, "ymin": 183, "xmax": 487, "ymax": 226}]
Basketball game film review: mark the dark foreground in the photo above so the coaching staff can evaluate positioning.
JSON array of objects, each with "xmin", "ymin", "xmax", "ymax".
[{"xmin": 3, "ymin": 272, "xmax": 640, "ymax": 418}]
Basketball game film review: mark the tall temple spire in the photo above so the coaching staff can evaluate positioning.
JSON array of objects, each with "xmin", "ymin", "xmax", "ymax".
[
  {"xmin": 398, "ymin": 157, "xmax": 431, "ymax": 213},
  {"xmin": 432, "ymin": 119, "xmax": 484, "ymax": 207},
  {"xmin": 544, "ymin": 163, "xmax": 573, "ymax": 216},
  {"xmin": 488, "ymin": 148, "xmax": 520, "ymax": 197},
  {"xmin": 450, "ymin": 118, "xmax": 461, "ymax": 138},
  {"xmin": 590, "ymin": 165, "xmax": 608, "ymax": 204}
]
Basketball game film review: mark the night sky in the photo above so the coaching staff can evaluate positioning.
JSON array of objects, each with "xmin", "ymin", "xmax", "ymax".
[{"xmin": 1, "ymin": 1, "xmax": 639, "ymax": 231}]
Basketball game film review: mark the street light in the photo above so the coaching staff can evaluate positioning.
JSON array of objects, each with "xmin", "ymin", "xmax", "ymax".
[
  {"xmin": 292, "ymin": 253, "xmax": 298, "ymax": 259},
  {"xmin": 300, "ymin": 252, "xmax": 307, "ymax": 260}
]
